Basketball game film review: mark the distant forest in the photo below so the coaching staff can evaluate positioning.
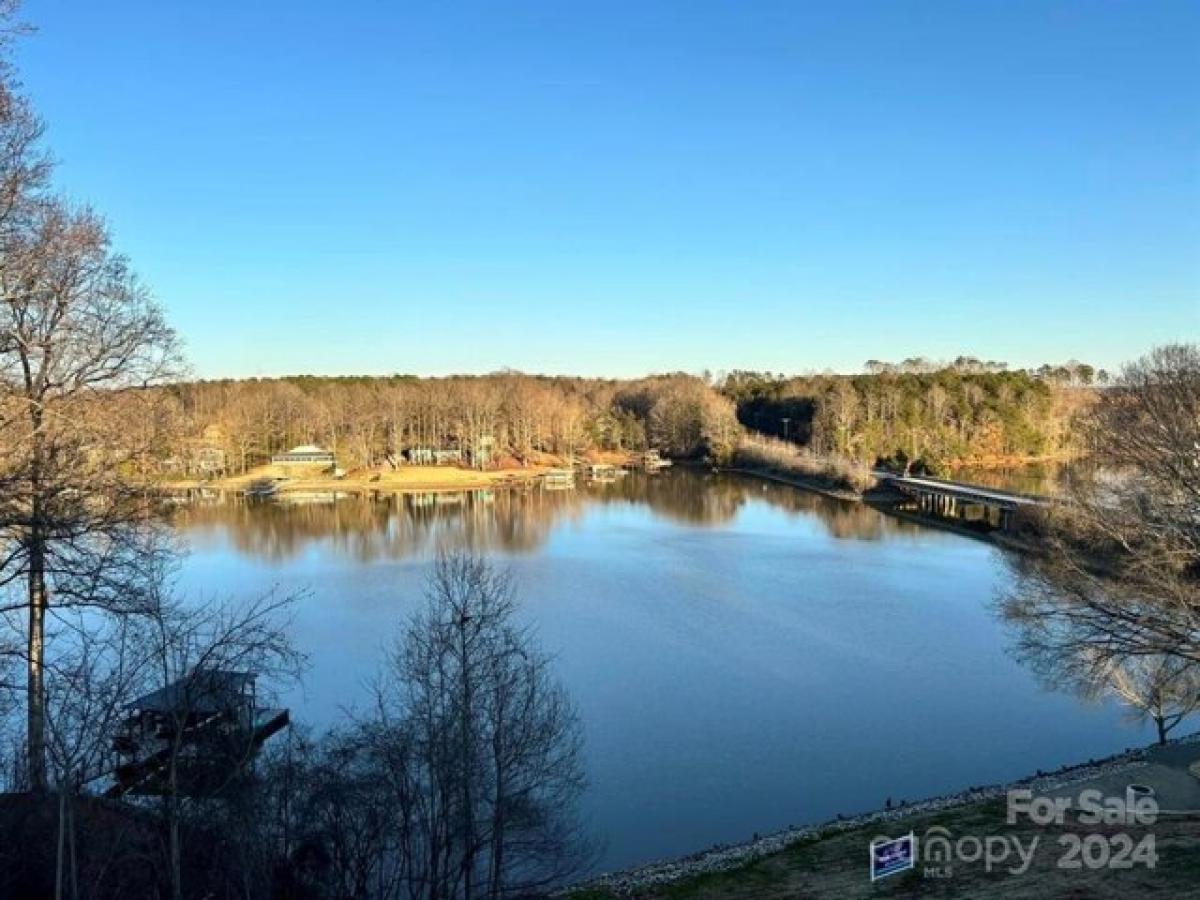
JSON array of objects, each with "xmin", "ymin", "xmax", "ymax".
[
  {"xmin": 159, "ymin": 357, "xmax": 1098, "ymax": 477},
  {"xmin": 162, "ymin": 373, "xmax": 741, "ymax": 473},
  {"xmin": 722, "ymin": 357, "xmax": 1097, "ymax": 470}
]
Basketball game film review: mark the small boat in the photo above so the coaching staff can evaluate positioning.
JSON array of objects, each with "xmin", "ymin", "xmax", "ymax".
[
  {"xmin": 244, "ymin": 479, "xmax": 280, "ymax": 499},
  {"xmin": 642, "ymin": 450, "xmax": 673, "ymax": 470}
]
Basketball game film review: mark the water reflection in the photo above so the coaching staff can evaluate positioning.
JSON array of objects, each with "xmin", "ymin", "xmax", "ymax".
[
  {"xmin": 171, "ymin": 470, "xmax": 923, "ymax": 562},
  {"xmin": 172, "ymin": 466, "xmax": 1147, "ymax": 872},
  {"xmin": 951, "ymin": 462, "xmax": 1093, "ymax": 496}
]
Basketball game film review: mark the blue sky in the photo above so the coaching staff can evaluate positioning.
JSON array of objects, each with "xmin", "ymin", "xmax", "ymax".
[{"xmin": 16, "ymin": 1, "xmax": 1200, "ymax": 378}]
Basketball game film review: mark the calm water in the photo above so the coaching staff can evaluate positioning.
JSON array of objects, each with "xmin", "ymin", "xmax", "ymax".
[
  {"xmin": 953, "ymin": 461, "xmax": 1086, "ymax": 496},
  {"xmin": 171, "ymin": 470, "xmax": 1145, "ymax": 872}
]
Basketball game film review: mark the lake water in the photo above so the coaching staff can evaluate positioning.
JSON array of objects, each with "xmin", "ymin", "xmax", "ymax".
[
  {"xmin": 953, "ymin": 462, "xmax": 1077, "ymax": 496},
  {"xmin": 171, "ymin": 470, "xmax": 1146, "ymax": 872}
]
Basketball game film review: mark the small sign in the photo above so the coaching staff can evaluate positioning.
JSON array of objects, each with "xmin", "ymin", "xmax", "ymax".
[{"xmin": 870, "ymin": 832, "xmax": 915, "ymax": 881}]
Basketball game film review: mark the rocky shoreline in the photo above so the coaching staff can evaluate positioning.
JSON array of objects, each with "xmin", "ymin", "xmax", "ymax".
[{"xmin": 566, "ymin": 738, "xmax": 1197, "ymax": 896}]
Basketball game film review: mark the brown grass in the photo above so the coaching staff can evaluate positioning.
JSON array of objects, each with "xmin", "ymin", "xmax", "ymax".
[
  {"xmin": 732, "ymin": 437, "xmax": 874, "ymax": 495},
  {"xmin": 574, "ymin": 800, "xmax": 1200, "ymax": 899}
]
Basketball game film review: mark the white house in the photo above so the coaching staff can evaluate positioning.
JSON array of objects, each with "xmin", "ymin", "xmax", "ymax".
[{"xmin": 271, "ymin": 444, "xmax": 336, "ymax": 467}]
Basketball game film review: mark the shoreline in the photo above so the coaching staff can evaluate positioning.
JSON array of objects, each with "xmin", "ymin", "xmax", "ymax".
[
  {"xmin": 724, "ymin": 460, "xmax": 1053, "ymax": 550},
  {"xmin": 153, "ymin": 450, "xmax": 651, "ymax": 497},
  {"xmin": 556, "ymin": 463, "xmax": 1110, "ymax": 896},
  {"xmin": 155, "ymin": 460, "xmax": 625, "ymax": 497},
  {"xmin": 153, "ymin": 451, "xmax": 1070, "ymax": 500},
  {"xmin": 568, "ymin": 733, "xmax": 1197, "ymax": 896},
  {"xmin": 172, "ymin": 470, "xmax": 545, "ymax": 495},
  {"xmin": 715, "ymin": 465, "xmax": 865, "ymax": 503}
]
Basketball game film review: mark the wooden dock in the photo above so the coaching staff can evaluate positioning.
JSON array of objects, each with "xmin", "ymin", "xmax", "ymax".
[
  {"xmin": 542, "ymin": 468, "xmax": 576, "ymax": 490},
  {"xmin": 105, "ymin": 670, "xmax": 290, "ymax": 799}
]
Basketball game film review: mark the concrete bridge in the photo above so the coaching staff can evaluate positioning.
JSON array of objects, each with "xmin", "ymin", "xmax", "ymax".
[{"xmin": 872, "ymin": 472, "xmax": 1052, "ymax": 531}]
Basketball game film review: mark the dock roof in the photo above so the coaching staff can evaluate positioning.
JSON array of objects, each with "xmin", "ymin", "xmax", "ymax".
[{"xmin": 127, "ymin": 670, "xmax": 255, "ymax": 714}]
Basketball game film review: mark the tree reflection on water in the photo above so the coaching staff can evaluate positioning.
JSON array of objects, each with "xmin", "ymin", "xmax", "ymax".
[{"xmin": 171, "ymin": 470, "xmax": 924, "ymax": 562}]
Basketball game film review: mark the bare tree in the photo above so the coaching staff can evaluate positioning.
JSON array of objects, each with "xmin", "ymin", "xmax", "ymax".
[
  {"xmin": 1010, "ymin": 630, "xmax": 1200, "ymax": 748},
  {"xmin": 277, "ymin": 551, "xmax": 594, "ymax": 900},
  {"xmin": 278, "ymin": 724, "xmax": 409, "ymax": 899},
  {"xmin": 0, "ymin": 567, "xmax": 303, "ymax": 900},
  {"xmin": 39, "ymin": 609, "xmax": 159, "ymax": 900},
  {"xmin": 124, "ymin": 585, "xmax": 304, "ymax": 900},
  {"xmin": 0, "ymin": 3, "xmax": 46, "ymax": 237},
  {"xmin": 1002, "ymin": 344, "xmax": 1200, "ymax": 726},
  {"xmin": 1095, "ymin": 655, "xmax": 1200, "ymax": 745},
  {"xmin": 0, "ymin": 198, "xmax": 182, "ymax": 789}
]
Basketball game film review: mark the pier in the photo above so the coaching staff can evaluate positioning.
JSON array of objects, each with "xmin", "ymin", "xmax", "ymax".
[{"xmin": 874, "ymin": 472, "xmax": 1052, "ymax": 532}]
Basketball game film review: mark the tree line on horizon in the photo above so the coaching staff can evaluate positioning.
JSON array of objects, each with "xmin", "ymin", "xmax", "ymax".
[
  {"xmin": 157, "ymin": 373, "xmax": 742, "ymax": 474},
  {"xmin": 156, "ymin": 358, "xmax": 1098, "ymax": 480},
  {"xmin": 720, "ymin": 362, "xmax": 1093, "ymax": 473}
]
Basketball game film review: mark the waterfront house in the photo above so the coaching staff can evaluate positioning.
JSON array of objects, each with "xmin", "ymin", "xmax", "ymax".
[
  {"xmin": 272, "ymin": 444, "xmax": 337, "ymax": 467},
  {"xmin": 161, "ymin": 436, "xmax": 227, "ymax": 478},
  {"xmin": 406, "ymin": 446, "xmax": 462, "ymax": 465},
  {"xmin": 194, "ymin": 444, "xmax": 227, "ymax": 476}
]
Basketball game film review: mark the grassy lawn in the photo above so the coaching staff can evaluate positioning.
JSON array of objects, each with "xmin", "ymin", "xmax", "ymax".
[{"xmin": 571, "ymin": 799, "xmax": 1200, "ymax": 899}]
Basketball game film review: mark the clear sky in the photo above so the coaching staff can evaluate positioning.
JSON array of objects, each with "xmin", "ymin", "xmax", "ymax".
[{"xmin": 15, "ymin": 1, "xmax": 1200, "ymax": 378}]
